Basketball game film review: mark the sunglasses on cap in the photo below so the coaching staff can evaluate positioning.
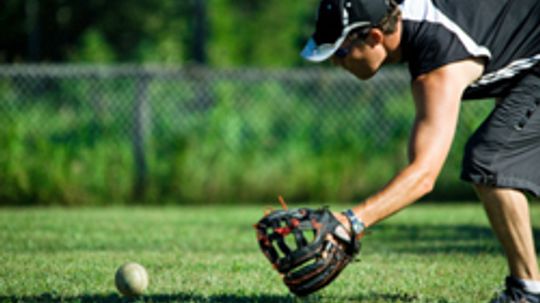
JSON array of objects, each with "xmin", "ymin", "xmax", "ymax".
[{"xmin": 334, "ymin": 27, "xmax": 371, "ymax": 58}]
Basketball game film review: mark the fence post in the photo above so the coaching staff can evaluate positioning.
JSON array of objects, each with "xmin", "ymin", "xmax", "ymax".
[{"xmin": 132, "ymin": 72, "xmax": 151, "ymax": 201}]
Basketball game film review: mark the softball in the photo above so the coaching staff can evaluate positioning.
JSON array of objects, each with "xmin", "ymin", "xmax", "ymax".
[{"xmin": 114, "ymin": 262, "xmax": 149, "ymax": 297}]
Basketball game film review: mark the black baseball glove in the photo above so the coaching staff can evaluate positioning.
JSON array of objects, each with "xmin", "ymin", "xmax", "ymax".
[{"xmin": 254, "ymin": 200, "xmax": 361, "ymax": 296}]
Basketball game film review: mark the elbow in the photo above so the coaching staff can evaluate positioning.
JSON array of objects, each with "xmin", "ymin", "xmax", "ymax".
[
  {"xmin": 415, "ymin": 166, "xmax": 438, "ymax": 196},
  {"xmin": 418, "ymin": 174, "xmax": 436, "ymax": 196}
]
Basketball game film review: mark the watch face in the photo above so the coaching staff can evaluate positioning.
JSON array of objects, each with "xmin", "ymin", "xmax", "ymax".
[{"xmin": 353, "ymin": 221, "xmax": 365, "ymax": 234}]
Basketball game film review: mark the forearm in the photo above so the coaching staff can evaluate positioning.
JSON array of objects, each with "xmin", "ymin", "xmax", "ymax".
[{"xmin": 351, "ymin": 162, "xmax": 435, "ymax": 227}]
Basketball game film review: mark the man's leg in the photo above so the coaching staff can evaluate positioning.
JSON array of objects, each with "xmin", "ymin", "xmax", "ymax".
[
  {"xmin": 475, "ymin": 184, "xmax": 539, "ymax": 280},
  {"xmin": 461, "ymin": 71, "xmax": 540, "ymax": 301}
]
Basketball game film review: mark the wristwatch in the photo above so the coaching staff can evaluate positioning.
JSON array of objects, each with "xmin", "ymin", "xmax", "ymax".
[{"xmin": 343, "ymin": 209, "xmax": 366, "ymax": 237}]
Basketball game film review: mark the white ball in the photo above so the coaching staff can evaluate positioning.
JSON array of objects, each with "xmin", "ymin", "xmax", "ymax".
[{"xmin": 115, "ymin": 262, "xmax": 149, "ymax": 297}]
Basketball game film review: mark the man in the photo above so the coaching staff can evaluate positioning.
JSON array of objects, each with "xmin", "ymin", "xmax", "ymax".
[{"xmin": 301, "ymin": 0, "xmax": 540, "ymax": 301}]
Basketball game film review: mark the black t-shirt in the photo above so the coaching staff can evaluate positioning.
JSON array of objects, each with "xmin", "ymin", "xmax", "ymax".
[{"xmin": 399, "ymin": 0, "xmax": 540, "ymax": 99}]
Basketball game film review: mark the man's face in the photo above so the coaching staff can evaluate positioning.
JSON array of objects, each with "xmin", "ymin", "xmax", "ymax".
[{"xmin": 331, "ymin": 29, "xmax": 387, "ymax": 80}]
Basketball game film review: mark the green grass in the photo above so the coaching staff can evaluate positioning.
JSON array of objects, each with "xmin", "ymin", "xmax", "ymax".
[{"xmin": 0, "ymin": 203, "xmax": 539, "ymax": 303}]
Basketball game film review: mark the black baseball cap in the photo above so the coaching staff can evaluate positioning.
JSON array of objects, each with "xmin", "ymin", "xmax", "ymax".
[{"xmin": 301, "ymin": 0, "xmax": 391, "ymax": 62}]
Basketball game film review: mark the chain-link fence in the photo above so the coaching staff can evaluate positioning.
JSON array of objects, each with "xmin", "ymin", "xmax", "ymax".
[{"xmin": 0, "ymin": 65, "xmax": 494, "ymax": 205}]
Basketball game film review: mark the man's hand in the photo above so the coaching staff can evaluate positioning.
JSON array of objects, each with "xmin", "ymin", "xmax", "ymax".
[
  {"xmin": 332, "ymin": 211, "xmax": 351, "ymax": 231},
  {"xmin": 333, "ymin": 210, "xmax": 367, "ymax": 241},
  {"xmin": 255, "ymin": 207, "xmax": 361, "ymax": 296}
]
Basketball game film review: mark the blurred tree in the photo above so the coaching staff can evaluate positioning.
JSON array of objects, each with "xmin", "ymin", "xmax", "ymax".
[
  {"xmin": 0, "ymin": 0, "xmax": 320, "ymax": 66},
  {"xmin": 95, "ymin": 1, "xmax": 190, "ymax": 63},
  {"xmin": 25, "ymin": 0, "xmax": 41, "ymax": 61},
  {"xmin": 192, "ymin": 0, "xmax": 208, "ymax": 64},
  {"xmin": 207, "ymin": 0, "xmax": 318, "ymax": 67},
  {"xmin": 0, "ymin": 0, "xmax": 28, "ymax": 62},
  {"xmin": 70, "ymin": 29, "xmax": 115, "ymax": 63}
]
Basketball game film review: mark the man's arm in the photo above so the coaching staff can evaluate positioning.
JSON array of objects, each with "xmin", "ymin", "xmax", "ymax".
[{"xmin": 346, "ymin": 59, "xmax": 484, "ymax": 228}]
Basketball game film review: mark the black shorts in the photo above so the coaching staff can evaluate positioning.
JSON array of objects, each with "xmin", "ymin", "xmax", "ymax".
[{"xmin": 461, "ymin": 69, "xmax": 540, "ymax": 197}]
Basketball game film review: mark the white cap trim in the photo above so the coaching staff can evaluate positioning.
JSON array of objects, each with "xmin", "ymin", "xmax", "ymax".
[
  {"xmin": 301, "ymin": 38, "xmax": 342, "ymax": 62},
  {"xmin": 300, "ymin": 21, "xmax": 371, "ymax": 62}
]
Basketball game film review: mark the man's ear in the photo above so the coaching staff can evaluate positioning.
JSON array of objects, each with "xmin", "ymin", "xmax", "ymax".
[{"xmin": 365, "ymin": 28, "xmax": 384, "ymax": 47}]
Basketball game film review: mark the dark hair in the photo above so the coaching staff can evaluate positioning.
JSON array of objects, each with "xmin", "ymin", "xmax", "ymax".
[{"xmin": 377, "ymin": 0, "xmax": 401, "ymax": 34}]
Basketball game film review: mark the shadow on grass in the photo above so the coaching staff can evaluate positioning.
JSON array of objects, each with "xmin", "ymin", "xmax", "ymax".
[
  {"xmin": 369, "ymin": 223, "xmax": 540, "ymax": 254},
  {"xmin": 0, "ymin": 293, "xmax": 296, "ymax": 303},
  {"xmin": 333, "ymin": 292, "xmax": 421, "ymax": 302},
  {"xmin": 0, "ymin": 292, "xmax": 435, "ymax": 303}
]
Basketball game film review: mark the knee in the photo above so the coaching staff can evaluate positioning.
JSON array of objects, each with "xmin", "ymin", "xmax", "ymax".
[{"xmin": 472, "ymin": 183, "xmax": 494, "ymax": 196}]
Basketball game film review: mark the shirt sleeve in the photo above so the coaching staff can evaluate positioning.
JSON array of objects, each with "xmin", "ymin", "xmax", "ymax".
[{"xmin": 403, "ymin": 21, "xmax": 474, "ymax": 79}]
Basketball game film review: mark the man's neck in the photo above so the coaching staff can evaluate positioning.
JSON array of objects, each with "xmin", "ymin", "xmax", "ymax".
[{"xmin": 383, "ymin": 19, "xmax": 403, "ymax": 64}]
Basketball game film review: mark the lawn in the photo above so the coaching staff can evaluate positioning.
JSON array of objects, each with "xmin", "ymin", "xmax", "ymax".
[{"xmin": 0, "ymin": 202, "xmax": 539, "ymax": 303}]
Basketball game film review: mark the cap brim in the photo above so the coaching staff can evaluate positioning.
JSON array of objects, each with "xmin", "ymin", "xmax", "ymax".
[
  {"xmin": 300, "ymin": 38, "xmax": 341, "ymax": 62},
  {"xmin": 300, "ymin": 22, "xmax": 371, "ymax": 62}
]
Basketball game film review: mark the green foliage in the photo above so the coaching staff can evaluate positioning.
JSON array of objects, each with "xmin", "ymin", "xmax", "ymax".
[
  {"xmin": 0, "ymin": 69, "xmax": 494, "ymax": 205},
  {"xmin": 1, "ymin": 205, "xmax": 538, "ymax": 302},
  {"xmin": 0, "ymin": 0, "xmax": 318, "ymax": 66},
  {"xmin": 70, "ymin": 29, "xmax": 116, "ymax": 63},
  {"xmin": 207, "ymin": 0, "xmax": 318, "ymax": 67},
  {"xmin": 0, "ymin": 105, "xmax": 133, "ymax": 206}
]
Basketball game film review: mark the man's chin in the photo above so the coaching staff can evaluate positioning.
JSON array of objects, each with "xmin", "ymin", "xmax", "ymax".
[
  {"xmin": 351, "ymin": 70, "xmax": 376, "ymax": 80},
  {"xmin": 342, "ymin": 63, "xmax": 378, "ymax": 80}
]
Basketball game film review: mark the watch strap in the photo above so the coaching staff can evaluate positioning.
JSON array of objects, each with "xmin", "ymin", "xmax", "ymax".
[{"xmin": 343, "ymin": 209, "xmax": 366, "ymax": 236}]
